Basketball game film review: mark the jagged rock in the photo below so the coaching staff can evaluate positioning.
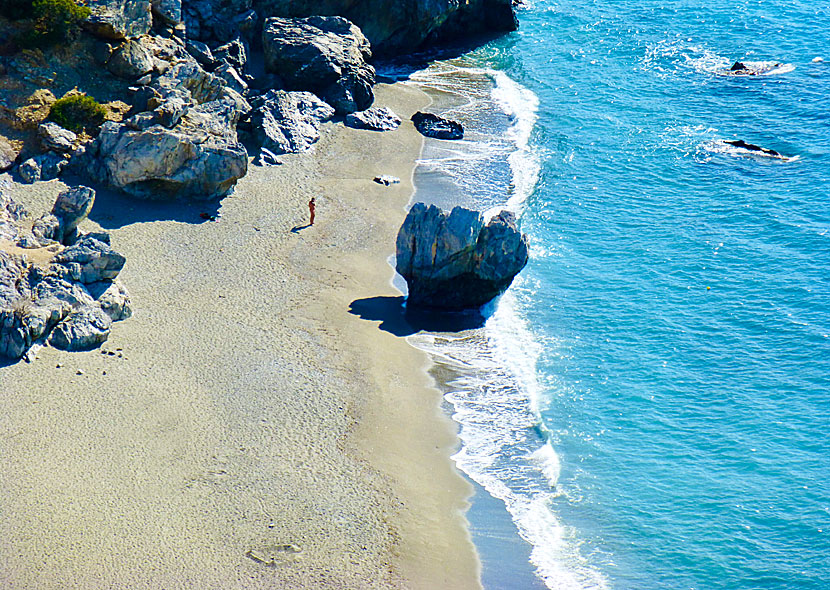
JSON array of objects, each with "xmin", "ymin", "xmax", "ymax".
[
  {"xmin": 55, "ymin": 236, "xmax": 126, "ymax": 283},
  {"xmin": 345, "ymin": 107, "xmax": 401, "ymax": 131},
  {"xmin": 395, "ymin": 203, "xmax": 528, "ymax": 310},
  {"xmin": 151, "ymin": 0, "xmax": 182, "ymax": 27},
  {"xmin": 214, "ymin": 63, "xmax": 248, "ymax": 94},
  {"xmin": 49, "ymin": 306, "xmax": 113, "ymax": 351},
  {"xmin": 76, "ymin": 99, "xmax": 248, "ymax": 199},
  {"xmin": 18, "ymin": 158, "xmax": 41, "ymax": 184},
  {"xmin": 108, "ymin": 39, "xmax": 156, "ymax": 79},
  {"xmin": 411, "ymin": 112, "xmax": 463, "ymax": 140},
  {"xmin": 38, "ymin": 122, "xmax": 77, "ymax": 153},
  {"xmin": 19, "ymin": 153, "xmax": 69, "ymax": 183},
  {"xmin": 52, "ymin": 186, "xmax": 96, "ymax": 238},
  {"xmin": 255, "ymin": 147, "xmax": 281, "ymax": 166},
  {"xmin": 0, "ymin": 137, "xmax": 19, "ymax": 171},
  {"xmin": 254, "ymin": 0, "xmax": 518, "ymax": 56},
  {"xmin": 373, "ymin": 175, "xmax": 399, "ymax": 185},
  {"xmin": 155, "ymin": 97, "xmax": 188, "ymax": 127},
  {"xmin": 262, "ymin": 16, "xmax": 375, "ymax": 114},
  {"xmin": 124, "ymin": 111, "xmax": 159, "ymax": 130},
  {"xmin": 31, "ymin": 214, "xmax": 62, "ymax": 244},
  {"xmin": 185, "ymin": 40, "xmax": 217, "ymax": 69},
  {"xmin": 84, "ymin": 0, "xmax": 153, "ymax": 40},
  {"xmin": 88, "ymin": 280, "xmax": 132, "ymax": 321},
  {"xmin": 214, "ymin": 37, "xmax": 247, "ymax": 71},
  {"xmin": 250, "ymin": 90, "xmax": 335, "ymax": 154}
]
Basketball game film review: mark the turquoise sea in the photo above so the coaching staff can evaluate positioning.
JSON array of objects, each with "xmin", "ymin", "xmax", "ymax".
[{"xmin": 395, "ymin": 1, "xmax": 830, "ymax": 588}]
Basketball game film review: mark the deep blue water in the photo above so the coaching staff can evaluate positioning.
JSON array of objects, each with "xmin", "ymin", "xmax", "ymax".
[{"xmin": 402, "ymin": 1, "xmax": 830, "ymax": 588}]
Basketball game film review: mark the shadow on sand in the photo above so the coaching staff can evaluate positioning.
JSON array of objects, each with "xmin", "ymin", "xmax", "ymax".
[{"xmin": 348, "ymin": 295, "xmax": 487, "ymax": 337}]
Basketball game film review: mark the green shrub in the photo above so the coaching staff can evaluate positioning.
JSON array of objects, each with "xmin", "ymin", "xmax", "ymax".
[
  {"xmin": 49, "ymin": 94, "xmax": 107, "ymax": 133},
  {"xmin": 16, "ymin": 0, "xmax": 90, "ymax": 48}
]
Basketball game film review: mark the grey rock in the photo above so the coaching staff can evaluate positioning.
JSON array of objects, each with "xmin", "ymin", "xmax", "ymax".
[
  {"xmin": 84, "ymin": 0, "xmax": 153, "ymax": 40},
  {"xmin": 345, "ymin": 107, "xmax": 401, "ymax": 131},
  {"xmin": 155, "ymin": 97, "xmax": 188, "ymax": 127},
  {"xmin": 91, "ymin": 41, "xmax": 114, "ymax": 64},
  {"xmin": 373, "ymin": 175, "xmax": 400, "ymax": 186},
  {"xmin": 55, "ymin": 236, "xmax": 127, "ymax": 283},
  {"xmin": 108, "ymin": 39, "xmax": 156, "ymax": 79},
  {"xmin": 0, "ymin": 136, "xmax": 19, "ymax": 171},
  {"xmin": 411, "ymin": 112, "xmax": 463, "ymax": 140},
  {"xmin": 87, "ymin": 280, "xmax": 132, "ymax": 321},
  {"xmin": 18, "ymin": 158, "xmax": 41, "ymax": 184},
  {"xmin": 250, "ymin": 90, "xmax": 334, "ymax": 155},
  {"xmin": 49, "ymin": 306, "xmax": 113, "ymax": 351},
  {"xmin": 213, "ymin": 63, "xmax": 248, "ymax": 94},
  {"xmin": 39, "ymin": 152, "xmax": 70, "ymax": 182},
  {"xmin": 124, "ymin": 111, "xmax": 159, "ymax": 130},
  {"xmin": 128, "ymin": 85, "xmax": 163, "ymax": 112},
  {"xmin": 255, "ymin": 147, "xmax": 282, "ymax": 166},
  {"xmin": 38, "ymin": 122, "xmax": 77, "ymax": 153},
  {"xmin": 395, "ymin": 203, "xmax": 528, "ymax": 310},
  {"xmin": 31, "ymin": 214, "xmax": 62, "ymax": 244},
  {"xmin": 214, "ymin": 37, "xmax": 247, "ymax": 71},
  {"xmin": 262, "ymin": 16, "xmax": 375, "ymax": 114},
  {"xmin": 151, "ymin": 0, "xmax": 182, "ymax": 27},
  {"xmin": 185, "ymin": 40, "xmax": 217, "ymax": 68},
  {"xmin": 52, "ymin": 186, "xmax": 95, "ymax": 238}
]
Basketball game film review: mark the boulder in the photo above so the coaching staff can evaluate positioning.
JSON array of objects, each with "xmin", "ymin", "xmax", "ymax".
[
  {"xmin": 395, "ymin": 203, "xmax": 528, "ymax": 310},
  {"xmin": 108, "ymin": 39, "xmax": 156, "ymax": 79},
  {"xmin": 84, "ymin": 0, "xmax": 153, "ymax": 40},
  {"xmin": 52, "ymin": 186, "xmax": 96, "ymax": 239},
  {"xmin": 151, "ymin": 0, "xmax": 182, "ymax": 27},
  {"xmin": 213, "ymin": 37, "xmax": 247, "ymax": 72},
  {"xmin": 0, "ymin": 137, "xmax": 19, "ymax": 171},
  {"xmin": 214, "ymin": 63, "xmax": 248, "ymax": 95},
  {"xmin": 55, "ymin": 235, "xmax": 127, "ymax": 283},
  {"xmin": 249, "ymin": 90, "xmax": 335, "ymax": 154},
  {"xmin": 185, "ymin": 40, "xmax": 217, "ymax": 69},
  {"xmin": 49, "ymin": 306, "xmax": 113, "ymax": 351},
  {"xmin": 88, "ymin": 280, "xmax": 132, "ymax": 321},
  {"xmin": 18, "ymin": 153, "xmax": 70, "ymax": 184},
  {"xmin": 345, "ymin": 107, "xmax": 401, "ymax": 131},
  {"xmin": 76, "ymin": 99, "xmax": 248, "ymax": 200},
  {"xmin": 373, "ymin": 175, "xmax": 399, "ymax": 186},
  {"xmin": 18, "ymin": 158, "xmax": 41, "ymax": 184},
  {"xmin": 411, "ymin": 112, "xmax": 463, "ymax": 140},
  {"xmin": 38, "ymin": 122, "xmax": 77, "ymax": 153},
  {"xmin": 262, "ymin": 16, "xmax": 375, "ymax": 113}
]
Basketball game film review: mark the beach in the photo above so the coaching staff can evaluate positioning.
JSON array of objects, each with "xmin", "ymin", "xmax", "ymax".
[{"xmin": 0, "ymin": 82, "xmax": 480, "ymax": 589}]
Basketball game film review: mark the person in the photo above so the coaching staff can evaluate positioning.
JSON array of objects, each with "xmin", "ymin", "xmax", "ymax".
[{"xmin": 308, "ymin": 197, "xmax": 316, "ymax": 226}]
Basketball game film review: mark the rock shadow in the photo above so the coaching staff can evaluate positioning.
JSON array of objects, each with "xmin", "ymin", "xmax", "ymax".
[{"xmin": 348, "ymin": 295, "xmax": 487, "ymax": 337}]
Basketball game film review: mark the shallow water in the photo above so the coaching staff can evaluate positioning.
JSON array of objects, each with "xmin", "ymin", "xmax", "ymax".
[{"xmin": 400, "ymin": 1, "xmax": 830, "ymax": 588}]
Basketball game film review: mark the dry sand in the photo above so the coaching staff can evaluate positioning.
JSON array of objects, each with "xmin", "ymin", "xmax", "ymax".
[{"xmin": 0, "ymin": 83, "xmax": 481, "ymax": 589}]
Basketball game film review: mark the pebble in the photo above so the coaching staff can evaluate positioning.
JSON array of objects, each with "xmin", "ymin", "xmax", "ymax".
[{"xmin": 76, "ymin": 369, "xmax": 84, "ymax": 375}]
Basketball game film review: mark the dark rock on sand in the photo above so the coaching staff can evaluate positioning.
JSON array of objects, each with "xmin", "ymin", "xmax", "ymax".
[
  {"xmin": 262, "ymin": 16, "xmax": 375, "ymax": 114},
  {"xmin": 395, "ymin": 203, "xmax": 528, "ymax": 310},
  {"xmin": 345, "ymin": 107, "xmax": 401, "ymax": 131},
  {"xmin": 411, "ymin": 112, "xmax": 463, "ymax": 140}
]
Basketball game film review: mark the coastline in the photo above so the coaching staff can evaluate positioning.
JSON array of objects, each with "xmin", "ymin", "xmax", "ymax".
[{"xmin": 0, "ymin": 82, "xmax": 480, "ymax": 589}]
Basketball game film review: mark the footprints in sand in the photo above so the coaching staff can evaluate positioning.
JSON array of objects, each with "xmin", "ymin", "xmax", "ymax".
[{"xmin": 245, "ymin": 543, "xmax": 303, "ymax": 567}]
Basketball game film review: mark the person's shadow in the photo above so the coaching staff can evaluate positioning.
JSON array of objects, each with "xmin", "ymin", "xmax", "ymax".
[
  {"xmin": 290, "ymin": 223, "xmax": 312, "ymax": 233},
  {"xmin": 348, "ymin": 296, "xmax": 487, "ymax": 336}
]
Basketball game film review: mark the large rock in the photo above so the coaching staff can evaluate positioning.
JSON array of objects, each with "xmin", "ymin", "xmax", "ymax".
[
  {"xmin": 253, "ymin": 0, "xmax": 518, "ymax": 57},
  {"xmin": 55, "ymin": 235, "xmax": 127, "ymax": 283},
  {"xmin": 0, "ymin": 137, "xmax": 20, "ymax": 171},
  {"xmin": 262, "ymin": 16, "xmax": 375, "ymax": 114},
  {"xmin": 38, "ymin": 122, "xmax": 77, "ymax": 153},
  {"xmin": 52, "ymin": 186, "xmax": 96, "ymax": 238},
  {"xmin": 49, "ymin": 306, "xmax": 113, "ymax": 351},
  {"xmin": 411, "ymin": 112, "xmax": 463, "ymax": 140},
  {"xmin": 108, "ymin": 38, "xmax": 156, "ymax": 79},
  {"xmin": 395, "ymin": 203, "xmax": 528, "ymax": 310},
  {"xmin": 84, "ymin": 0, "xmax": 153, "ymax": 40},
  {"xmin": 250, "ymin": 90, "xmax": 335, "ymax": 154},
  {"xmin": 345, "ymin": 106, "xmax": 401, "ymax": 131},
  {"xmin": 76, "ymin": 99, "xmax": 248, "ymax": 200},
  {"xmin": 151, "ymin": 0, "xmax": 182, "ymax": 27}
]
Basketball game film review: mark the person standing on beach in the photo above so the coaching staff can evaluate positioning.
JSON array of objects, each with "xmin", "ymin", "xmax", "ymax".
[{"xmin": 308, "ymin": 197, "xmax": 316, "ymax": 226}]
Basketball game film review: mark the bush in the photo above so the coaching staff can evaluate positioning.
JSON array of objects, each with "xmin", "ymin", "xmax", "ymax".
[
  {"xmin": 49, "ymin": 94, "xmax": 107, "ymax": 133},
  {"xmin": 16, "ymin": 0, "xmax": 90, "ymax": 48}
]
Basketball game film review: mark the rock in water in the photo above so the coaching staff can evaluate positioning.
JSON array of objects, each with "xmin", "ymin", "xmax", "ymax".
[
  {"xmin": 345, "ymin": 107, "xmax": 401, "ymax": 131},
  {"xmin": 250, "ymin": 90, "xmax": 335, "ymax": 154},
  {"xmin": 395, "ymin": 203, "xmax": 528, "ymax": 310},
  {"xmin": 262, "ymin": 16, "xmax": 375, "ymax": 114},
  {"xmin": 411, "ymin": 112, "xmax": 464, "ymax": 140}
]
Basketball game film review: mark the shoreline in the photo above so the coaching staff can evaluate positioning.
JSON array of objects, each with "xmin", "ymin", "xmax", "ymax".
[{"xmin": 0, "ymin": 82, "xmax": 480, "ymax": 589}]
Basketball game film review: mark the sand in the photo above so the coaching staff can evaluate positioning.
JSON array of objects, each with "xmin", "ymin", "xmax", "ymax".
[{"xmin": 0, "ymin": 83, "xmax": 480, "ymax": 589}]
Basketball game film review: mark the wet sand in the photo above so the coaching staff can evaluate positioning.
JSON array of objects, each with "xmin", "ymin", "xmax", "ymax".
[{"xmin": 0, "ymin": 83, "xmax": 480, "ymax": 589}]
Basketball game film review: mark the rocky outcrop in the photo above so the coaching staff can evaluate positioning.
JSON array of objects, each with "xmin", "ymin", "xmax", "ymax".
[
  {"xmin": 107, "ymin": 38, "xmax": 156, "ymax": 79},
  {"xmin": 18, "ymin": 153, "xmax": 69, "ymax": 184},
  {"xmin": 262, "ymin": 16, "xmax": 375, "ymax": 114},
  {"xmin": 84, "ymin": 0, "xmax": 153, "ymax": 40},
  {"xmin": 345, "ymin": 107, "xmax": 401, "ymax": 131},
  {"xmin": 0, "ymin": 137, "xmax": 19, "ymax": 172},
  {"xmin": 253, "ymin": 0, "xmax": 518, "ymax": 56},
  {"xmin": 0, "ymin": 184, "xmax": 131, "ymax": 360},
  {"xmin": 395, "ymin": 203, "xmax": 528, "ymax": 310},
  {"xmin": 75, "ymin": 98, "xmax": 248, "ymax": 200},
  {"xmin": 38, "ymin": 123, "xmax": 77, "ymax": 153},
  {"xmin": 411, "ymin": 112, "xmax": 463, "ymax": 140},
  {"xmin": 249, "ymin": 90, "xmax": 335, "ymax": 154}
]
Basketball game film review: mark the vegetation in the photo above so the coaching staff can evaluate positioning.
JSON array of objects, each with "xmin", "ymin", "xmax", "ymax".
[
  {"xmin": 49, "ymin": 94, "xmax": 107, "ymax": 133},
  {"xmin": 11, "ymin": 0, "xmax": 90, "ymax": 48}
]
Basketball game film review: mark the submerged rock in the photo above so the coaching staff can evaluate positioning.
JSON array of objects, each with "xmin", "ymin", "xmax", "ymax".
[
  {"xmin": 411, "ymin": 112, "xmax": 463, "ymax": 140},
  {"xmin": 395, "ymin": 203, "xmax": 528, "ymax": 310}
]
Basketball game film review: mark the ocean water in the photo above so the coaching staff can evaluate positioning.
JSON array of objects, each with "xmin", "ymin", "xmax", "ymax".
[{"xmin": 395, "ymin": 1, "xmax": 830, "ymax": 588}]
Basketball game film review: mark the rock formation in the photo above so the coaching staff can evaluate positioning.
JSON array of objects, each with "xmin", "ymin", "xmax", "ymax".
[
  {"xmin": 411, "ymin": 112, "xmax": 464, "ymax": 140},
  {"xmin": 84, "ymin": 0, "xmax": 154, "ymax": 40},
  {"xmin": 0, "ymin": 184, "xmax": 131, "ymax": 360},
  {"xmin": 248, "ymin": 90, "xmax": 335, "ymax": 155},
  {"xmin": 345, "ymin": 107, "xmax": 401, "ymax": 131},
  {"xmin": 262, "ymin": 16, "xmax": 375, "ymax": 113},
  {"xmin": 395, "ymin": 203, "xmax": 528, "ymax": 310}
]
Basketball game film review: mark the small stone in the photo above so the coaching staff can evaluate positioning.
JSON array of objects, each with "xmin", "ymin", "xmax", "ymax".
[
  {"xmin": 76, "ymin": 369, "xmax": 84, "ymax": 375},
  {"xmin": 56, "ymin": 363, "xmax": 62, "ymax": 368},
  {"xmin": 374, "ymin": 175, "xmax": 400, "ymax": 186}
]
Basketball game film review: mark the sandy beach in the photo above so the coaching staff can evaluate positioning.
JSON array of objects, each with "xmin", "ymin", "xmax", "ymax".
[{"xmin": 0, "ymin": 83, "xmax": 480, "ymax": 589}]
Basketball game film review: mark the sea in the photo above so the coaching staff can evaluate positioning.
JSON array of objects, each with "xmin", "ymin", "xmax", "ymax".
[{"xmin": 384, "ymin": 1, "xmax": 830, "ymax": 588}]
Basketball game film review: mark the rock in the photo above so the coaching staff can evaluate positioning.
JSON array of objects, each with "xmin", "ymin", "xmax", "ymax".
[
  {"xmin": 254, "ymin": 0, "xmax": 518, "ymax": 57},
  {"xmin": 91, "ymin": 41, "xmax": 114, "ymax": 64},
  {"xmin": 55, "ymin": 235, "xmax": 127, "ymax": 283},
  {"xmin": 52, "ymin": 186, "xmax": 95, "ymax": 238},
  {"xmin": 262, "ymin": 16, "xmax": 375, "ymax": 114},
  {"xmin": 249, "ymin": 90, "xmax": 335, "ymax": 154},
  {"xmin": 108, "ymin": 39, "xmax": 156, "ymax": 80},
  {"xmin": 124, "ymin": 111, "xmax": 159, "ymax": 130},
  {"xmin": 213, "ymin": 37, "xmax": 247, "ymax": 71},
  {"xmin": 345, "ymin": 107, "xmax": 401, "ymax": 131},
  {"xmin": 255, "ymin": 147, "xmax": 281, "ymax": 166},
  {"xmin": 38, "ymin": 122, "xmax": 77, "ymax": 153},
  {"xmin": 411, "ymin": 112, "xmax": 463, "ymax": 140},
  {"xmin": 185, "ymin": 40, "xmax": 217, "ymax": 69},
  {"xmin": 87, "ymin": 280, "xmax": 132, "ymax": 321},
  {"xmin": 154, "ymin": 96, "xmax": 188, "ymax": 127},
  {"xmin": 39, "ymin": 152, "xmax": 70, "ymax": 182},
  {"xmin": 76, "ymin": 99, "xmax": 248, "ymax": 200},
  {"xmin": 151, "ymin": 0, "xmax": 182, "ymax": 27},
  {"xmin": 373, "ymin": 175, "xmax": 399, "ymax": 186},
  {"xmin": 18, "ymin": 158, "xmax": 41, "ymax": 184},
  {"xmin": 214, "ymin": 63, "xmax": 248, "ymax": 94},
  {"xmin": 49, "ymin": 306, "xmax": 113, "ymax": 351},
  {"xmin": 395, "ymin": 203, "xmax": 528, "ymax": 310},
  {"xmin": 84, "ymin": 0, "xmax": 153, "ymax": 40},
  {"xmin": 0, "ymin": 137, "xmax": 19, "ymax": 171}
]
